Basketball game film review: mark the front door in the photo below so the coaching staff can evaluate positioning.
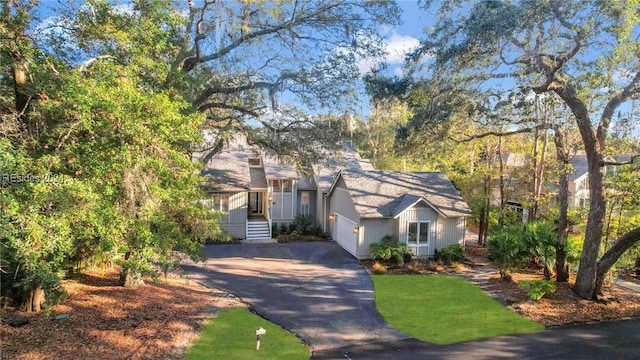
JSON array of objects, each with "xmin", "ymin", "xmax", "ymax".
[{"xmin": 249, "ymin": 192, "xmax": 263, "ymax": 215}]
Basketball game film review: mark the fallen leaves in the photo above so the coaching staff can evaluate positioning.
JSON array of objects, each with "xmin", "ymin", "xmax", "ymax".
[{"xmin": 0, "ymin": 268, "xmax": 244, "ymax": 360}]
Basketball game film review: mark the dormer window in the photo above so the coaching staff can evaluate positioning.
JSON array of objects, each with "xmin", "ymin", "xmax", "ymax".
[{"xmin": 248, "ymin": 158, "xmax": 261, "ymax": 167}]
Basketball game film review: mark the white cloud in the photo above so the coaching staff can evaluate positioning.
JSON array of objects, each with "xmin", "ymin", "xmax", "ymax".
[
  {"xmin": 355, "ymin": 30, "xmax": 420, "ymax": 76},
  {"xmin": 385, "ymin": 32, "xmax": 420, "ymax": 64}
]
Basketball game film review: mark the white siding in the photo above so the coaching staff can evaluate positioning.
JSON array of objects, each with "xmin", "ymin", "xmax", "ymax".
[
  {"xmin": 328, "ymin": 177, "xmax": 359, "ymax": 244},
  {"xmin": 437, "ymin": 217, "xmax": 467, "ymax": 249},
  {"xmin": 221, "ymin": 192, "xmax": 247, "ymax": 239},
  {"xmin": 270, "ymin": 180, "xmax": 297, "ymax": 221},
  {"xmin": 359, "ymin": 218, "xmax": 397, "ymax": 258}
]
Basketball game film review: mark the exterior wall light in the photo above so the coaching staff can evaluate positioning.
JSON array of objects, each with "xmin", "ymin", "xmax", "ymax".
[
  {"xmin": 329, "ymin": 213, "xmax": 335, "ymax": 221},
  {"xmin": 353, "ymin": 227, "xmax": 359, "ymax": 234}
]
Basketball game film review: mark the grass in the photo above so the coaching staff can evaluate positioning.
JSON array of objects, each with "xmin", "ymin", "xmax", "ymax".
[
  {"xmin": 185, "ymin": 307, "xmax": 310, "ymax": 360},
  {"xmin": 372, "ymin": 275, "xmax": 544, "ymax": 345}
]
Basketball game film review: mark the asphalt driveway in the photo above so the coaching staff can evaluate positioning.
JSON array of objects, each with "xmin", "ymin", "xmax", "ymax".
[
  {"xmin": 181, "ymin": 242, "xmax": 409, "ymax": 351},
  {"xmin": 183, "ymin": 241, "xmax": 640, "ymax": 359}
]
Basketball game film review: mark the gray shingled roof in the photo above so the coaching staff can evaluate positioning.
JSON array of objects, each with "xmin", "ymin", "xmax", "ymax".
[
  {"xmin": 570, "ymin": 155, "xmax": 589, "ymax": 182},
  {"xmin": 263, "ymin": 155, "xmax": 299, "ymax": 180},
  {"xmin": 336, "ymin": 171, "xmax": 472, "ymax": 219},
  {"xmin": 313, "ymin": 148, "xmax": 375, "ymax": 192},
  {"xmin": 201, "ymin": 151, "xmax": 251, "ymax": 191}
]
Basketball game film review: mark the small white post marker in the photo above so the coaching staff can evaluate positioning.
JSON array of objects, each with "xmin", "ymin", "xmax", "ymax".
[{"xmin": 256, "ymin": 327, "xmax": 266, "ymax": 350}]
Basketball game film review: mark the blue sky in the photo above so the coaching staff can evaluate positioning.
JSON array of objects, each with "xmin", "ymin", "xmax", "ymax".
[{"xmin": 357, "ymin": 1, "xmax": 424, "ymax": 77}]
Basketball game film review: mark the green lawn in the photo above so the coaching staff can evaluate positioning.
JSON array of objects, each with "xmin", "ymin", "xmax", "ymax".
[
  {"xmin": 185, "ymin": 307, "xmax": 310, "ymax": 360},
  {"xmin": 372, "ymin": 275, "xmax": 544, "ymax": 345}
]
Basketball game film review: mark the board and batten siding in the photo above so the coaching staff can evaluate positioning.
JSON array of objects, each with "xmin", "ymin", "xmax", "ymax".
[
  {"xmin": 437, "ymin": 217, "xmax": 467, "ymax": 249},
  {"xmin": 270, "ymin": 180, "xmax": 297, "ymax": 222},
  {"xmin": 296, "ymin": 189, "xmax": 316, "ymax": 220},
  {"xmin": 359, "ymin": 218, "xmax": 397, "ymax": 258},
  {"xmin": 328, "ymin": 176, "xmax": 359, "ymax": 239},
  {"xmin": 316, "ymin": 191, "xmax": 328, "ymax": 231},
  {"xmin": 222, "ymin": 192, "xmax": 247, "ymax": 239}
]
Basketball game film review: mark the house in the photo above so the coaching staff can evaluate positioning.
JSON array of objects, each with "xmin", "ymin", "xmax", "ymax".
[
  {"xmin": 200, "ymin": 142, "xmax": 302, "ymax": 240},
  {"xmin": 199, "ymin": 139, "xmax": 473, "ymax": 258},
  {"xmin": 567, "ymin": 155, "xmax": 590, "ymax": 208},
  {"xmin": 489, "ymin": 152, "xmax": 530, "ymax": 216},
  {"xmin": 327, "ymin": 170, "xmax": 472, "ymax": 258},
  {"xmin": 309, "ymin": 144, "xmax": 375, "ymax": 233}
]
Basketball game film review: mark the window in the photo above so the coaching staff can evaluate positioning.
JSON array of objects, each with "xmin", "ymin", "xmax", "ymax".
[
  {"xmin": 248, "ymin": 158, "xmax": 261, "ymax": 167},
  {"xmin": 299, "ymin": 191, "xmax": 310, "ymax": 216},
  {"xmin": 282, "ymin": 179, "xmax": 292, "ymax": 192},
  {"xmin": 407, "ymin": 222, "xmax": 429, "ymax": 246},
  {"xmin": 206, "ymin": 194, "xmax": 229, "ymax": 212},
  {"xmin": 272, "ymin": 180, "xmax": 281, "ymax": 192},
  {"xmin": 272, "ymin": 179, "xmax": 292, "ymax": 193}
]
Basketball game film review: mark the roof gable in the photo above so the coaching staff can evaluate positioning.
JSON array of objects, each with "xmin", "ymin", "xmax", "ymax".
[{"xmin": 331, "ymin": 171, "xmax": 472, "ymax": 219}]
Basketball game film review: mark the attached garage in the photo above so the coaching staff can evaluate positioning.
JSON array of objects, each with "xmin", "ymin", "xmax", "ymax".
[
  {"xmin": 334, "ymin": 213, "xmax": 358, "ymax": 257},
  {"xmin": 327, "ymin": 170, "xmax": 472, "ymax": 259}
]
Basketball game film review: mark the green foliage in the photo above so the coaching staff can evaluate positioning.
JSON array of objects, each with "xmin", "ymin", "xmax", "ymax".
[
  {"xmin": 293, "ymin": 214, "xmax": 312, "ymax": 234},
  {"xmin": 370, "ymin": 236, "xmax": 413, "ymax": 266},
  {"xmin": 522, "ymin": 221, "xmax": 558, "ymax": 279},
  {"xmin": 0, "ymin": 1, "xmax": 219, "ymax": 307},
  {"xmin": 185, "ymin": 307, "xmax": 309, "ymax": 360},
  {"xmin": 434, "ymin": 244, "xmax": 465, "ymax": 264},
  {"xmin": 519, "ymin": 280, "xmax": 557, "ymax": 301},
  {"xmin": 372, "ymin": 275, "xmax": 543, "ymax": 344},
  {"xmin": 486, "ymin": 225, "xmax": 528, "ymax": 280}
]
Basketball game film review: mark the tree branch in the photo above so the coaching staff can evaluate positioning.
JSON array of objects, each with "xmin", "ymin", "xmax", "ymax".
[
  {"xmin": 598, "ymin": 69, "xmax": 640, "ymax": 143},
  {"xmin": 456, "ymin": 124, "xmax": 547, "ymax": 142},
  {"xmin": 601, "ymin": 154, "xmax": 640, "ymax": 167}
]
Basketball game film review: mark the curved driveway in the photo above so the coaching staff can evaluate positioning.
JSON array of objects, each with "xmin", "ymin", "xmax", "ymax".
[
  {"xmin": 183, "ymin": 242, "xmax": 640, "ymax": 359},
  {"xmin": 181, "ymin": 242, "xmax": 409, "ymax": 351}
]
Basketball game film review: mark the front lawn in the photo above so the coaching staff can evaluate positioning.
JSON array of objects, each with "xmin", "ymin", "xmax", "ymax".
[
  {"xmin": 372, "ymin": 275, "xmax": 544, "ymax": 344},
  {"xmin": 185, "ymin": 307, "xmax": 310, "ymax": 360}
]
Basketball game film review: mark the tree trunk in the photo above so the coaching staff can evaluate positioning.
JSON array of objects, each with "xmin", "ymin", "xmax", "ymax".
[
  {"xmin": 119, "ymin": 252, "xmax": 144, "ymax": 288},
  {"xmin": 594, "ymin": 226, "xmax": 640, "ymax": 295},
  {"xmin": 572, "ymin": 150, "xmax": 606, "ymax": 299},
  {"xmin": 498, "ymin": 135, "xmax": 505, "ymax": 226},
  {"xmin": 23, "ymin": 284, "xmax": 45, "ymax": 313},
  {"xmin": 529, "ymin": 127, "xmax": 540, "ymax": 222},
  {"xmin": 553, "ymin": 126, "xmax": 570, "ymax": 282},
  {"xmin": 120, "ymin": 267, "xmax": 144, "ymax": 288},
  {"xmin": 533, "ymin": 129, "xmax": 548, "ymax": 221},
  {"xmin": 552, "ymin": 83, "xmax": 607, "ymax": 299},
  {"xmin": 478, "ymin": 174, "xmax": 491, "ymax": 246}
]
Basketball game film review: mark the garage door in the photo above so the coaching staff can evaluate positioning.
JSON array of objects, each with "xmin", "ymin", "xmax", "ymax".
[{"xmin": 335, "ymin": 213, "xmax": 358, "ymax": 257}]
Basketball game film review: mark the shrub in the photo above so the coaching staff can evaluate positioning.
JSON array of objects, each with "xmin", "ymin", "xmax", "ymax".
[
  {"xmin": 519, "ymin": 280, "xmax": 557, "ymax": 301},
  {"xmin": 434, "ymin": 244, "xmax": 465, "ymax": 264},
  {"xmin": 293, "ymin": 214, "xmax": 312, "ymax": 234},
  {"xmin": 278, "ymin": 223, "xmax": 288, "ymax": 236},
  {"xmin": 371, "ymin": 261, "xmax": 387, "ymax": 274},
  {"xmin": 272, "ymin": 223, "xmax": 280, "ymax": 237},
  {"xmin": 370, "ymin": 238, "xmax": 413, "ymax": 267},
  {"xmin": 487, "ymin": 225, "xmax": 529, "ymax": 280},
  {"xmin": 522, "ymin": 221, "xmax": 558, "ymax": 279}
]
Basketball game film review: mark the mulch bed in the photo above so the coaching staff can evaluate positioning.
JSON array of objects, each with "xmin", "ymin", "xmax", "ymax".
[
  {"xmin": 363, "ymin": 242, "xmax": 640, "ymax": 327},
  {"xmin": 0, "ymin": 268, "xmax": 244, "ymax": 360}
]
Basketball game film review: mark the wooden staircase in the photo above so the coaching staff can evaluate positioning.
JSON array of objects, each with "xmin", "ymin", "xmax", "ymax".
[{"xmin": 247, "ymin": 219, "xmax": 271, "ymax": 240}]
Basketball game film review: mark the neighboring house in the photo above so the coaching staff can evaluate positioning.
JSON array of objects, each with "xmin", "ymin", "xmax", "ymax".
[
  {"xmin": 568, "ymin": 155, "xmax": 590, "ymax": 209},
  {"xmin": 489, "ymin": 152, "xmax": 529, "ymax": 216},
  {"xmin": 327, "ymin": 170, "xmax": 472, "ymax": 259},
  {"xmin": 200, "ymin": 140, "xmax": 473, "ymax": 258}
]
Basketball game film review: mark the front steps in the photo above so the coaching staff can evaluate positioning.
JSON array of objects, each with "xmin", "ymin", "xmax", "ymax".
[{"xmin": 247, "ymin": 220, "xmax": 271, "ymax": 240}]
